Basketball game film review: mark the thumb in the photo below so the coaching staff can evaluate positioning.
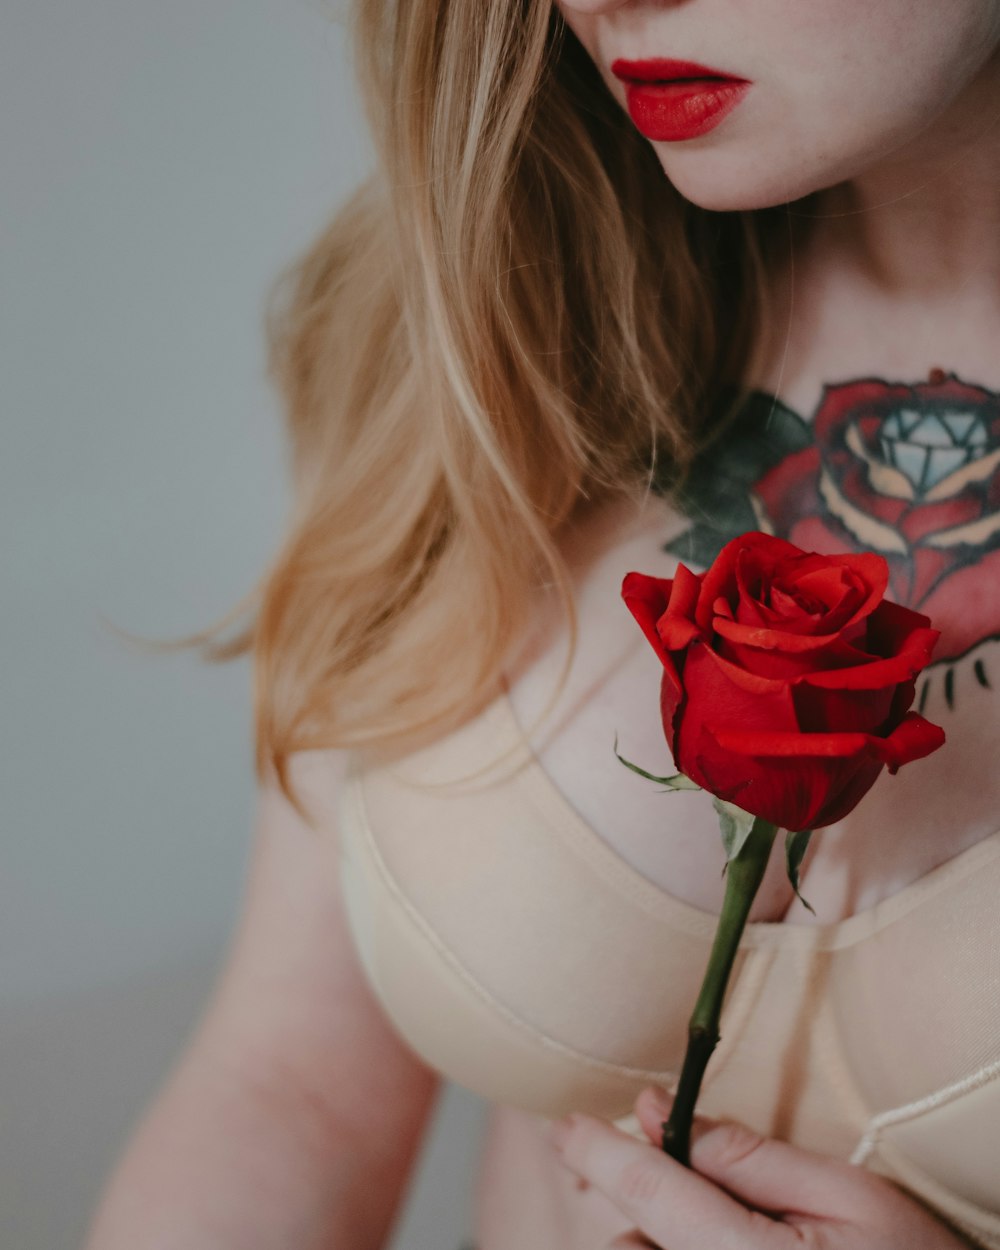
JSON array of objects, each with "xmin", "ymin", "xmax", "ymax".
[{"xmin": 635, "ymin": 1086, "xmax": 869, "ymax": 1220}]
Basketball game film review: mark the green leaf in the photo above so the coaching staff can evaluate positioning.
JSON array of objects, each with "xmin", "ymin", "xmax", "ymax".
[
  {"xmin": 712, "ymin": 796, "xmax": 757, "ymax": 863},
  {"xmin": 612, "ymin": 734, "xmax": 701, "ymax": 791},
  {"xmin": 784, "ymin": 829, "xmax": 816, "ymax": 915}
]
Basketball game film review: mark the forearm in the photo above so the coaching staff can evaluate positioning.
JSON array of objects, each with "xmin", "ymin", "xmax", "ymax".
[{"xmin": 81, "ymin": 1040, "xmax": 435, "ymax": 1250}]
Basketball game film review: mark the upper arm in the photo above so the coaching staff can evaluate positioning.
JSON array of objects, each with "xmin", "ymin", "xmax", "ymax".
[{"xmin": 195, "ymin": 749, "xmax": 442, "ymax": 1148}]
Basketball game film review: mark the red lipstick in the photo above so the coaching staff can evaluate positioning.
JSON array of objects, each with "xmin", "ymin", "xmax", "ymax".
[{"xmin": 610, "ymin": 58, "xmax": 751, "ymax": 142}]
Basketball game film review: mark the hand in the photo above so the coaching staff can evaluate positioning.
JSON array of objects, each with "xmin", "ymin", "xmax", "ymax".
[{"xmin": 547, "ymin": 1086, "xmax": 972, "ymax": 1250}]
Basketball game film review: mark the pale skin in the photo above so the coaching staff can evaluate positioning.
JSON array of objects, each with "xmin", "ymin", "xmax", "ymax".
[
  {"xmin": 511, "ymin": 1, "xmax": 1000, "ymax": 1245},
  {"xmin": 547, "ymin": 1085, "xmax": 972, "ymax": 1249}
]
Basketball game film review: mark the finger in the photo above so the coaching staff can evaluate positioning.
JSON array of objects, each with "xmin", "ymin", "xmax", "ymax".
[
  {"xmin": 634, "ymin": 1085, "xmax": 874, "ymax": 1220},
  {"xmin": 553, "ymin": 1113, "xmax": 797, "ymax": 1250}
]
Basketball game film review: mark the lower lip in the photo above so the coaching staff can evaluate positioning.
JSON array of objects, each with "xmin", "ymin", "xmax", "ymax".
[{"xmin": 623, "ymin": 79, "xmax": 750, "ymax": 142}]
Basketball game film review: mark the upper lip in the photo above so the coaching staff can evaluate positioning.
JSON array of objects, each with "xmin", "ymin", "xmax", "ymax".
[{"xmin": 610, "ymin": 58, "xmax": 746, "ymax": 84}]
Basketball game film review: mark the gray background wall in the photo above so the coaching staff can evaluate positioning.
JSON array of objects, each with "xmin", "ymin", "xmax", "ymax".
[{"xmin": 2, "ymin": 2, "xmax": 488, "ymax": 1245}]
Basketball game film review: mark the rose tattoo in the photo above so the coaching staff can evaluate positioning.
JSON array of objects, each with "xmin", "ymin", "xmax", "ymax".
[{"xmin": 660, "ymin": 369, "xmax": 1000, "ymax": 705}]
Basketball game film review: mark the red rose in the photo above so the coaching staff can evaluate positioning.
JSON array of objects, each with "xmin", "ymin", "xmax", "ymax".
[{"xmin": 622, "ymin": 532, "xmax": 946, "ymax": 831}]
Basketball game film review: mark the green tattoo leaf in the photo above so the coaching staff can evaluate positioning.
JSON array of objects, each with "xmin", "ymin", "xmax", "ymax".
[
  {"xmin": 660, "ymin": 389, "xmax": 813, "ymax": 568},
  {"xmin": 613, "ymin": 734, "xmax": 701, "ymax": 791},
  {"xmin": 784, "ymin": 828, "xmax": 816, "ymax": 915},
  {"xmin": 712, "ymin": 796, "xmax": 757, "ymax": 863}
]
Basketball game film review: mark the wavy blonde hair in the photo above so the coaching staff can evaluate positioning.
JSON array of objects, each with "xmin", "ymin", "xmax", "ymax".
[{"xmin": 187, "ymin": 0, "xmax": 791, "ymax": 817}]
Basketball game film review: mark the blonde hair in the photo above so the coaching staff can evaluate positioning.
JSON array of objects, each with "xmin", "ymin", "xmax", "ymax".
[{"xmin": 184, "ymin": 0, "xmax": 790, "ymax": 816}]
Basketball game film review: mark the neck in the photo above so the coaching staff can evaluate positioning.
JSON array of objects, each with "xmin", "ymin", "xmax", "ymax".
[{"xmin": 797, "ymin": 56, "xmax": 1000, "ymax": 303}]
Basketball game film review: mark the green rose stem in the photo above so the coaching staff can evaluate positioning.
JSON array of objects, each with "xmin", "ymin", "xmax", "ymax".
[{"xmin": 659, "ymin": 814, "xmax": 779, "ymax": 1165}]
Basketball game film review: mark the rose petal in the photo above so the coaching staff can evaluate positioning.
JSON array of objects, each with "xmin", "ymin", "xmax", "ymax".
[
  {"xmin": 877, "ymin": 711, "xmax": 948, "ymax": 773},
  {"xmin": 621, "ymin": 572, "xmax": 685, "ymax": 700},
  {"xmin": 698, "ymin": 713, "xmax": 944, "ymax": 828},
  {"xmin": 713, "ymin": 614, "xmax": 869, "ymax": 654},
  {"xmin": 733, "ymin": 547, "xmax": 767, "ymax": 623},
  {"xmin": 683, "ymin": 640, "xmax": 796, "ymax": 698},
  {"xmin": 711, "ymin": 715, "xmax": 945, "ymax": 768},
  {"xmin": 789, "ymin": 551, "xmax": 889, "ymax": 610},
  {"xmin": 771, "ymin": 581, "xmax": 827, "ymax": 619},
  {"xmin": 799, "ymin": 626, "xmax": 940, "ymax": 689},
  {"xmin": 713, "ymin": 563, "xmax": 891, "ymax": 652},
  {"xmin": 865, "ymin": 599, "xmax": 939, "ymax": 660},
  {"xmin": 885, "ymin": 676, "xmax": 917, "ymax": 727},
  {"xmin": 657, "ymin": 563, "xmax": 704, "ymax": 651},
  {"xmin": 694, "ymin": 532, "xmax": 804, "ymax": 633},
  {"xmin": 713, "ymin": 595, "xmax": 734, "ymax": 621},
  {"xmin": 692, "ymin": 748, "xmax": 885, "ymax": 830},
  {"xmin": 659, "ymin": 666, "xmax": 684, "ymax": 757},
  {"xmin": 768, "ymin": 570, "xmax": 856, "ymax": 633},
  {"xmin": 738, "ymin": 551, "xmax": 889, "ymax": 639},
  {"xmin": 671, "ymin": 643, "xmax": 800, "ymax": 781},
  {"xmin": 791, "ymin": 681, "xmax": 896, "ymax": 735},
  {"xmin": 714, "ymin": 628, "xmax": 873, "ymax": 680},
  {"xmin": 621, "ymin": 571, "xmax": 671, "ymax": 657}
]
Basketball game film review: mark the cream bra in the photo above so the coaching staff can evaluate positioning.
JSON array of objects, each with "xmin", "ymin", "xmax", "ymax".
[{"xmin": 335, "ymin": 676, "xmax": 1000, "ymax": 1247}]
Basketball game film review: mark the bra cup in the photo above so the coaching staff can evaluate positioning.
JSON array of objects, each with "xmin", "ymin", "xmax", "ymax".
[
  {"xmin": 856, "ymin": 1073, "xmax": 1000, "ymax": 1245},
  {"xmin": 821, "ymin": 841, "xmax": 1000, "ymax": 1114}
]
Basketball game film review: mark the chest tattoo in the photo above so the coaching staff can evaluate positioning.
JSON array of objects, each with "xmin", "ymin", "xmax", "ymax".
[{"xmin": 655, "ymin": 369, "xmax": 1000, "ymax": 712}]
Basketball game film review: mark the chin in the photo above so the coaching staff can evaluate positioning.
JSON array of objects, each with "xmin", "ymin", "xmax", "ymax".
[{"xmin": 651, "ymin": 147, "xmax": 838, "ymax": 214}]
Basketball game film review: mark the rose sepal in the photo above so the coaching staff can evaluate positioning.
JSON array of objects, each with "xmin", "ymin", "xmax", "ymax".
[
  {"xmin": 785, "ymin": 828, "xmax": 816, "ymax": 914},
  {"xmin": 612, "ymin": 734, "xmax": 702, "ymax": 791},
  {"xmin": 711, "ymin": 796, "xmax": 756, "ymax": 866}
]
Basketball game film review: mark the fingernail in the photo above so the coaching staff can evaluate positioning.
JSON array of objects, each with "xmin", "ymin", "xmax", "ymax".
[{"xmin": 648, "ymin": 1084, "xmax": 673, "ymax": 1114}]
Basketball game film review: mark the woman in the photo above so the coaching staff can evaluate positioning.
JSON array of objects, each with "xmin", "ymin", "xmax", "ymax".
[{"xmin": 84, "ymin": 2, "xmax": 1000, "ymax": 1248}]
